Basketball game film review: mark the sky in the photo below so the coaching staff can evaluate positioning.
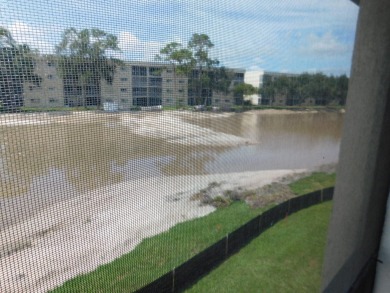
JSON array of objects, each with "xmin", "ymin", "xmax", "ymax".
[{"xmin": 1, "ymin": 0, "xmax": 359, "ymax": 75}]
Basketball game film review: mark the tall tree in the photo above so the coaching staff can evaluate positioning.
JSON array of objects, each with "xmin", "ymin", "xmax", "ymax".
[
  {"xmin": 55, "ymin": 28, "xmax": 121, "ymax": 107},
  {"xmin": 0, "ymin": 27, "xmax": 41, "ymax": 111},
  {"xmin": 188, "ymin": 34, "xmax": 219, "ymax": 105}
]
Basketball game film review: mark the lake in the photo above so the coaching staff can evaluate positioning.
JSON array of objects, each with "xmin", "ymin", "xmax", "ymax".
[{"xmin": 0, "ymin": 110, "xmax": 343, "ymax": 229}]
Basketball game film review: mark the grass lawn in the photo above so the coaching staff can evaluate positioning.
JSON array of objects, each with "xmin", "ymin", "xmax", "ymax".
[
  {"xmin": 186, "ymin": 201, "xmax": 332, "ymax": 292},
  {"xmin": 289, "ymin": 172, "xmax": 336, "ymax": 196},
  {"xmin": 51, "ymin": 172, "xmax": 335, "ymax": 292}
]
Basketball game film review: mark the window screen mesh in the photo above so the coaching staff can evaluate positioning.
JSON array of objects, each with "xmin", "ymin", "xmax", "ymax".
[{"xmin": 0, "ymin": 1, "xmax": 357, "ymax": 292}]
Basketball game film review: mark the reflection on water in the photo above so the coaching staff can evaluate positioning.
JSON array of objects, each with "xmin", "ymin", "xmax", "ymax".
[
  {"xmin": 0, "ymin": 111, "xmax": 343, "ymax": 199},
  {"xmin": 192, "ymin": 112, "xmax": 343, "ymax": 172}
]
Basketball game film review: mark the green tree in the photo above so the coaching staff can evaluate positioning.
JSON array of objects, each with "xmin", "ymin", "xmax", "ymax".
[
  {"xmin": 55, "ymin": 28, "xmax": 121, "ymax": 108},
  {"xmin": 211, "ymin": 66, "xmax": 235, "ymax": 96},
  {"xmin": 0, "ymin": 27, "xmax": 41, "ymax": 111},
  {"xmin": 335, "ymin": 74, "xmax": 349, "ymax": 105},
  {"xmin": 233, "ymin": 83, "xmax": 258, "ymax": 106},
  {"xmin": 259, "ymin": 72, "xmax": 348, "ymax": 106},
  {"xmin": 188, "ymin": 33, "xmax": 219, "ymax": 105}
]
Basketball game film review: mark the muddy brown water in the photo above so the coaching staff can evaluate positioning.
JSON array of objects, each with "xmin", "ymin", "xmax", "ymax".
[{"xmin": 0, "ymin": 111, "xmax": 343, "ymax": 230}]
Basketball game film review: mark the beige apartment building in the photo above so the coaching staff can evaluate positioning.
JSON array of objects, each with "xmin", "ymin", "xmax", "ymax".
[{"xmin": 23, "ymin": 57, "xmax": 245, "ymax": 110}]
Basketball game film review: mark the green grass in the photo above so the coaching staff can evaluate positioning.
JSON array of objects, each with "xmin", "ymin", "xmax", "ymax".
[
  {"xmin": 186, "ymin": 201, "xmax": 332, "ymax": 293},
  {"xmin": 51, "ymin": 172, "xmax": 335, "ymax": 292},
  {"xmin": 52, "ymin": 202, "xmax": 270, "ymax": 292},
  {"xmin": 289, "ymin": 172, "xmax": 336, "ymax": 196}
]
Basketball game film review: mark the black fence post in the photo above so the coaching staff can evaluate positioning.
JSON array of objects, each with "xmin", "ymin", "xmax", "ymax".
[
  {"xmin": 172, "ymin": 268, "xmax": 175, "ymax": 293},
  {"xmin": 225, "ymin": 234, "xmax": 229, "ymax": 259}
]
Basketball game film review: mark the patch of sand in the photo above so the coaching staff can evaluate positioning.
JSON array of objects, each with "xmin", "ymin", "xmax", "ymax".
[
  {"xmin": 121, "ymin": 112, "xmax": 254, "ymax": 146},
  {"xmin": 0, "ymin": 169, "xmax": 304, "ymax": 293}
]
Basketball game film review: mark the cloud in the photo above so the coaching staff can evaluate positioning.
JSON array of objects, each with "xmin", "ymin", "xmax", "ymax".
[
  {"xmin": 7, "ymin": 21, "xmax": 55, "ymax": 54},
  {"xmin": 2, "ymin": 0, "xmax": 358, "ymax": 74},
  {"xmin": 303, "ymin": 32, "xmax": 349, "ymax": 56},
  {"xmin": 117, "ymin": 31, "xmax": 164, "ymax": 61}
]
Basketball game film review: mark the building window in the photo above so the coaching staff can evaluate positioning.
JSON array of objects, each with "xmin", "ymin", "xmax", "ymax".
[
  {"xmin": 132, "ymin": 66, "xmax": 147, "ymax": 76},
  {"xmin": 149, "ymin": 77, "xmax": 162, "ymax": 87},
  {"xmin": 120, "ymin": 78, "xmax": 128, "ymax": 82},
  {"xmin": 149, "ymin": 67, "xmax": 162, "ymax": 76},
  {"xmin": 225, "ymin": 99, "xmax": 230, "ymax": 103},
  {"xmin": 132, "ymin": 77, "xmax": 148, "ymax": 87},
  {"xmin": 86, "ymin": 85, "xmax": 99, "ymax": 96},
  {"xmin": 121, "ymin": 98, "xmax": 128, "ymax": 103},
  {"xmin": 166, "ymin": 89, "xmax": 172, "ymax": 93},
  {"xmin": 105, "ymin": 99, "xmax": 113, "ymax": 102},
  {"xmin": 120, "ymin": 66, "xmax": 126, "ymax": 71},
  {"xmin": 149, "ymin": 98, "xmax": 162, "ymax": 106},
  {"xmin": 166, "ymin": 79, "xmax": 172, "ymax": 83},
  {"xmin": 64, "ymin": 85, "xmax": 82, "ymax": 96},
  {"xmin": 48, "ymin": 87, "xmax": 55, "ymax": 91},
  {"xmin": 47, "ymin": 74, "xmax": 54, "ymax": 80},
  {"xmin": 133, "ymin": 97, "xmax": 147, "ymax": 106},
  {"xmin": 234, "ymin": 73, "xmax": 244, "ymax": 81},
  {"xmin": 166, "ymin": 98, "xmax": 171, "ymax": 102},
  {"xmin": 47, "ymin": 61, "xmax": 54, "ymax": 67},
  {"xmin": 49, "ymin": 98, "xmax": 57, "ymax": 103},
  {"xmin": 166, "ymin": 69, "xmax": 173, "ymax": 73},
  {"xmin": 30, "ymin": 98, "xmax": 40, "ymax": 103},
  {"xmin": 120, "ymin": 88, "xmax": 128, "ymax": 93},
  {"xmin": 215, "ymin": 99, "xmax": 220, "ymax": 103},
  {"xmin": 133, "ymin": 87, "xmax": 147, "ymax": 97},
  {"xmin": 178, "ymin": 89, "xmax": 184, "ymax": 93},
  {"xmin": 178, "ymin": 80, "xmax": 185, "ymax": 84},
  {"xmin": 149, "ymin": 87, "xmax": 162, "ymax": 98}
]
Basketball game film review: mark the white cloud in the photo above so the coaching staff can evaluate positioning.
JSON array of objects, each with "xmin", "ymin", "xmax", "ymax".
[
  {"xmin": 304, "ymin": 32, "xmax": 348, "ymax": 56},
  {"xmin": 7, "ymin": 21, "xmax": 55, "ymax": 54},
  {"xmin": 117, "ymin": 31, "xmax": 164, "ymax": 61}
]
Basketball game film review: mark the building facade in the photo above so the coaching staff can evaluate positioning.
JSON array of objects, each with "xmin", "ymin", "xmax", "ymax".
[{"xmin": 23, "ymin": 57, "xmax": 245, "ymax": 109}]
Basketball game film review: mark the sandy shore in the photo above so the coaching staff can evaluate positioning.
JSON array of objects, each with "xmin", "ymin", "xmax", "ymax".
[
  {"xmin": 0, "ymin": 169, "xmax": 304, "ymax": 293},
  {"xmin": 0, "ymin": 108, "xmax": 343, "ymax": 127}
]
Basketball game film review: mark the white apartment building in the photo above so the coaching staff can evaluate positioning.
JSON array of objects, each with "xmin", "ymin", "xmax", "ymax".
[{"xmin": 23, "ymin": 57, "xmax": 246, "ymax": 110}]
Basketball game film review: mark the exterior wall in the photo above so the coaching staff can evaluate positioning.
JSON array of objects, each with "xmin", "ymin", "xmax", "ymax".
[
  {"xmin": 322, "ymin": 0, "xmax": 390, "ymax": 291},
  {"xmin": 24, "ymin": 58, "xmax": 64, "ymax": 108},
  {"xmin": 244, "ymin": 70, "xmax": 263, "ymax": 105},
  {"xmin": 212, "ymin": 92, "xmax": 235, "ymax": 108},
  {"xmin": 111, "ymin": 65, "xmax": 132, "ymax": 109},
  {"xmin": 161, "ymin": 69, "xmax": 188, "ymax": 107},
  {"xmin": 22, "ymin": 58, "xmax": 245, "ymax": 109}
]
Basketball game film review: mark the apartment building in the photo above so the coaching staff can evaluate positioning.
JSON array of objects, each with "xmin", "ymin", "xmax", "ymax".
[{"xmin": 23, "ymin": 57, "xmax": 245, "ymax": 109}]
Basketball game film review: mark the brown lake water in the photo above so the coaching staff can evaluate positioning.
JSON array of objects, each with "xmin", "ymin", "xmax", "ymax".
[{"xmin": 0, "ymin": 111, "xmax": 343, "ymax": 229}]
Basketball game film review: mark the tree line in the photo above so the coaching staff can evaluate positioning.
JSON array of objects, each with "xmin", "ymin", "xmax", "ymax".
[
  {"xmin": 259, "ymin": 73, "xmax": 349, "ymax": 106},
  {"xmin": 1, "ymin": 26, "xmax": 349, "ymax": 111}
]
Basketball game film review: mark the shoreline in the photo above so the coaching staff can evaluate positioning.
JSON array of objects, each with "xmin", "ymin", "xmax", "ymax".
[
  {"xmin": 0, "ymin": 108, "xmax": 344, "ymax": 127},
  {"xmin": 1, "ymin": 169, "xmax": 306, "ymax": 293}
]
